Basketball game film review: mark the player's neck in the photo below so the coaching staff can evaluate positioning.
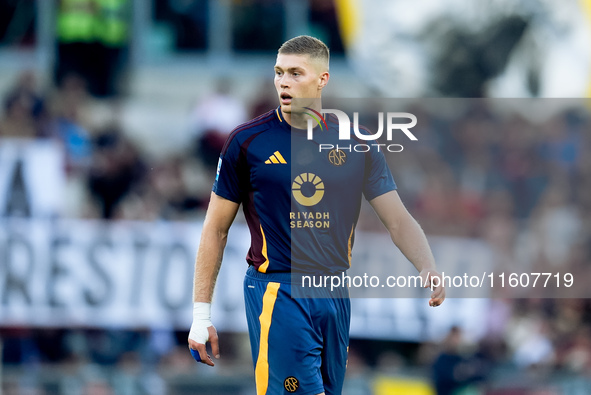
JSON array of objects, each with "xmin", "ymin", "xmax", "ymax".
[
  {"xmin": 284, "ymin": 112, "xmax": 307, "ymax": 130},
  {"xmin": 282, "ymin": 101, "xmax": 322, "ymax": 130}
]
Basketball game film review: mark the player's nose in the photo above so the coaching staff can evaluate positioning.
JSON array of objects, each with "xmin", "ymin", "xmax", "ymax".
[{"xmin": 277, "ymin": 75, "xmax": 289, "ymax": 88}]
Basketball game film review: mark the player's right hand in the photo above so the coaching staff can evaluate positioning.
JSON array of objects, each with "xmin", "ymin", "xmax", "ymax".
[
  {"xmin": 188, "ymin": 324, "xmax": 219, "ymax": 366},
  {"xmin": 420, "ymin": 268, "xmax": 446, "ymax": 307}
]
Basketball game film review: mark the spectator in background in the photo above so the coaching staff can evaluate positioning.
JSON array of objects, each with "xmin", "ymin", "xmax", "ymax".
[
  {"xmin": 0, "ymin": 70, "xmax": 47, "ymax": 140},
  {"xmin": 342, "ymin": 349, "xmax": 372, "ymax": 395},
  {"xmin": 46, "ymin": 74, "xmax": 94, "ymax": 173},
  {"xmin": 497, "ymin": 115, "xmax": 549, "ymax": 219},
  {"xmin": 1, "ymin": 328, "xmax": 39, "ymax": 365},
  {"xmin": 529, "ymin": 183, "xmax": 582, "ymax": 268},
  {"xmin": 538, "ymin": 111, "xmax": 582, "ymax": 175},
  {"xmin": 55, "ymin": 0, "xmax": 130, "ymax": 98},
  {"xmin": 55, "ymin": 0, "xmax": 97, "ymax": 92},
  {"xmin": 0, "ymin": 90, "xmax": 39, "ymax": 138},
  {"xmin": 93, "ymin": 0, "xmax": 131, "ymax": 97},
  {"xmin": 148, "ymin": 157, "xmax": 206, "ymax": 220},
  {"xmin": 187, "ymin": 78, "xmax": 247, "ymax": 170},
  {"xmin": 309, "ymin": 0, "xmax": 345, "ymax": 53},
  {"xmin": 83, "ymin": 380, "xmax": 115, "ymax": 395},
  {"xmin": 505, "ymin": 302, "xmax": 555, "ymax": 370},
  {"xmin": 481, "ymin": 189, "xmax": 518, "ymax": 273},
  {"xmin": 88, "ymin": 124, "xmax": 145, "ymax": 219},
  {"xmin": 560, "ymin": 326, "xmax": 591, "ymax": 374},
  {"xmin": 158, "ymin": 0, "xmax": 208, "ymax": 50},
  {"xmin": 112, "ymin": 351, "xmax": 166, "ymax": 395},
  {"xmin": 231, "ymin": 0, "xmax": 284, "ymax": 51},
  {"xmin": 115, "ymin": 154, "xmax": 207, "ymax": 221},
  {"xmin": 432, "ymin": 326, "xmax": 487, "ymax": 395},
  {"xmin": 249, "ymin": 81, "xmax": 279, "ymax": 120},
  {"xmin": 414, "ymin": 165, "xmax": 484, "ymax": 237},
  {"xmin": 3, "ymin": 71, "xmax": 47, "ymax": 131}
]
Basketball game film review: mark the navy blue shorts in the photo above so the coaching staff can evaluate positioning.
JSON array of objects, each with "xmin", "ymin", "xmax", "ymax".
[{"xmin": 244, "ymin": 266, "xmax": 351, "ymax": 395}]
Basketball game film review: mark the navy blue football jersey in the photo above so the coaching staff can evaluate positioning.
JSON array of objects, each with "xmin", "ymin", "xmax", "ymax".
[{"xmin": 213, "ymin": 108, "xmax": 396, "ymax": 274}]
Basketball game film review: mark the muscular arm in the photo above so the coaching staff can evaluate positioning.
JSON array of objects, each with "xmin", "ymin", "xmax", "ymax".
[
  {"xmin": 193, "ymin": 192, "xmax": 240, "ymax": 303},
  {"xmin": 189, "ymin": 192, "xmax": 240, "ymax": 365},
  {"xmin": 369, "ymin": 190, "xmax": 445, "ymax": 306}
]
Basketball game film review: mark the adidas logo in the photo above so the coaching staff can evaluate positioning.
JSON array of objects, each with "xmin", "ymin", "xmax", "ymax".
[{"xmin": 265, "ymin": 151, "xmax": 287, "ymax": 164}]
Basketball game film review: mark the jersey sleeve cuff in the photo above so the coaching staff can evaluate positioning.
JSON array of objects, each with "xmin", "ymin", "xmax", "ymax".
[
  {"xmin": 212, "ymin": 188, "xmax": 241, "ymax": 204},
  {"xmin": 364, "ymin": 184, "xmax": 397, "ymax": 202}
]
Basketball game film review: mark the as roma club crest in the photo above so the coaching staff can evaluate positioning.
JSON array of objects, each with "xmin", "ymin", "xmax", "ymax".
[
  {"xmin": 284, "ymin": 376, "xmax": 299, "ymax": 393},
  {"xmin": 328, "ymin": 148, "xmax": 346, "ymax": 166}
]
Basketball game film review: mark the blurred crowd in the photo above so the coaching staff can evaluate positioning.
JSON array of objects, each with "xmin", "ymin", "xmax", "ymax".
[
  {"xmin": 2, "ymin": 70, "xmax": 591, "ymax": 395},
  {"xmin": 0, "ymin": 70, "xmax": 254, "ymax": 221},
  {"xmin": 1, "ymin": 328, "xmax": 257, "ymax": 395}
]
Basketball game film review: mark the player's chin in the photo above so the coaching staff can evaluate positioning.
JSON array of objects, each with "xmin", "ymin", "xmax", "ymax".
[{"xmin": 281, "ymin": 103, "xmax": 292, "ymax": 113}]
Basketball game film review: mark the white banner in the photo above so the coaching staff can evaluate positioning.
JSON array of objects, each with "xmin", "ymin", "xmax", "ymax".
[
  {"xmin": 0, "ymin": 139, "xmax": 66, "ymax": 217},
  {"xmin": 0, "ymin": 218, "xmax": 489, "ymax": 341}
]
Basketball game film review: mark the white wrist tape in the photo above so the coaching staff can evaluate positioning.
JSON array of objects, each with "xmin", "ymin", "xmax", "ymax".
[{"xmin": 189, "ymin": 302, "xmax": 212, "ymax": 345}]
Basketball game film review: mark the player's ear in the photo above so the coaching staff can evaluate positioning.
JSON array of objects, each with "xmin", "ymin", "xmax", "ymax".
[{"xmin": 318, "ymin": 71, "xmax": 329, "ymax": 89}]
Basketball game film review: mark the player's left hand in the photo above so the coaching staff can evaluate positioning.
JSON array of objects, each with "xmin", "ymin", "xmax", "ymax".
[{"xmin": 420, "ymin": 269, "xmax": 445, "ymax": 307}]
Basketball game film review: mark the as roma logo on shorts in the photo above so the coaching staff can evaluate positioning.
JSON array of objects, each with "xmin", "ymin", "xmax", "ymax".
[
  {"xmin": 328, "ymin": 148, "xmax": 346, "ymax": 166},
  {"xmin": 284, "ymin": 376, "xmax": 299, "ymax": 393}
]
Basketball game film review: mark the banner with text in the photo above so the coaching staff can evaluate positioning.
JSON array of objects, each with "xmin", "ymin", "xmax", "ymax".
[{"xmin": 0, "ymin": 218, "xmax": 490, "ymax": 341}]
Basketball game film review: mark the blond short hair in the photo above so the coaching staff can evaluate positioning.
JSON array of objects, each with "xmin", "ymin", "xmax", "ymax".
[{"xmin": 278, "ymin": 35, "xmax": 329, "ymax": 69}]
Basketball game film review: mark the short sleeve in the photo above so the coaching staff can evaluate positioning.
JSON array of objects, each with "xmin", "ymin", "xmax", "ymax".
[
  {"xmin": 212, "ymin": 135, "xmax": 244, "ymax": 203},
  {"xmin": 363, "ymin": 148, "xmax": 397, "ymax": 201}
]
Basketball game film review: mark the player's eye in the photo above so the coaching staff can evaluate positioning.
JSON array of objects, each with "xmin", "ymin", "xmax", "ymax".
[{"xmin": 275, "ymin": 70, "xmax": 282, "ymax": 76}]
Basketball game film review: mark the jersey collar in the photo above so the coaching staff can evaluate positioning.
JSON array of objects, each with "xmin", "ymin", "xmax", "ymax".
[
  {"xmin": 275, "ymin": 107, "xmax": 286, "ymax": 124},
  {"xmin": 275, "ymin": 106, "xmax": 308, "ymax": 132}
]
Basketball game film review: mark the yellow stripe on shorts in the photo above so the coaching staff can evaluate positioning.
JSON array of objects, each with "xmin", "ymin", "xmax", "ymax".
[{"xmin": 255, "ymin": 282, "xmax": 280, "ymax": 395}]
